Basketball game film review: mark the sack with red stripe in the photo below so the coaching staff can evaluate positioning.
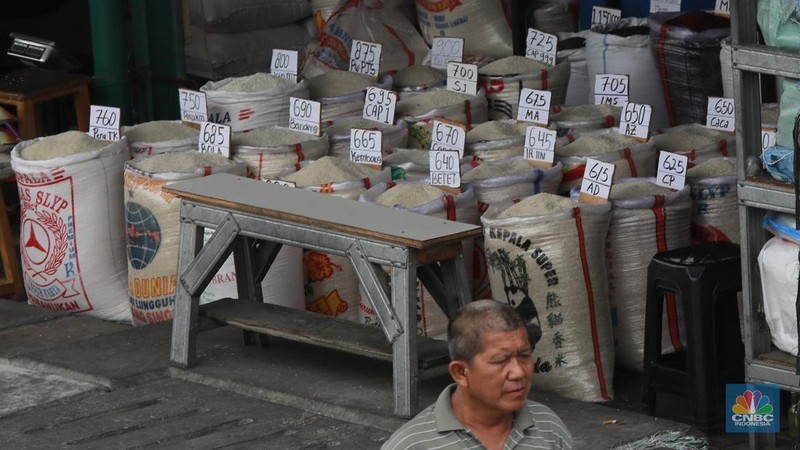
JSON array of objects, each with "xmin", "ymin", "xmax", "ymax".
[
  {"xmin": 415, "ymin": 0, "xmax": 513, "ymax": 58},
  {"xmin": 357, "ymin": 180, "xmax": 479, "ymax": 337},
  {"xmin": 687, "ymin": 157, "xmax": 738, "ymax": 244},
  {"xmin": 556, "ymin": 128, "xmax": 657, "ymax": 195},
  {"xmin": 481, "ymin": 196, "xmax": 615, "ymax": 402},
  {"xmin": 606, "ymin": 179, "xmax": 692, "ymax": 372},
  {"xmin": 231, "ymin": 126, "xmax": 330, "ymax": 181},
  {"xmin": 325, "ymin": 117, "xmax": 408, "ymax": 158},
  {"xmin": 201, "ymin": 75, "xmax": 310, "ymax": 132},
  {"xmin": 398, "ymin": 88, "xmax": 489, "ymax": 149},
  {"xmin": 652, "ymin": 123, "xmax": 737, "ymax": 167},
  {"xmin": 465, "ymin": 119, "xmax": 525, "ymax": 162},
  {"xmin": 549, "ymin": 104, "xmax": 621, "ymax": 137},
  {"xmin": 384, "ymin": 147, "xmax": 476, "ymax": 181},
  {"xmin": 478, "ymin": 56, "xmax": 571, "ymax": 120},
  {"xmin": 123, "ymin": 120, "xmax": 199, "ymax": 158},
  {"xmin": 308, "ymin": 72, "xmax": 394, "ymax": 124},
  {"xmin": 462, "ymin": 158, "xmax": 563, "ymax": 216}
]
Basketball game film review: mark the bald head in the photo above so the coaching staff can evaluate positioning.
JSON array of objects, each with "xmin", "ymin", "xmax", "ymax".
[{"xmin": 447, "ymin": 300, "xmax": 528, "ymax": 362}]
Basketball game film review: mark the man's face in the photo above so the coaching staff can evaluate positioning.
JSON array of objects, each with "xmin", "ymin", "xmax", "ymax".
[{"xmin": 462, "ymin": 326, "xmax": 533, "ymax": 414}]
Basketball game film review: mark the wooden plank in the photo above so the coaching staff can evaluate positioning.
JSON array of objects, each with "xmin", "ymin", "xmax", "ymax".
[
  {"xmin": 200, "ymin": 299, "xmax": 450, "ymax": 371},
  {"xmin": 757, "ymin": 349, "xmax": 796, "ymax": 369},
  {"xmin": 163, "ymin": 174, "xmax": 481, "ymax": 250}
]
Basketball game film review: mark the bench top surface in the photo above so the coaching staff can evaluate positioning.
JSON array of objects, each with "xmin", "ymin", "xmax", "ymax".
[{"xmin": 163, "ymin": 173, "xmax": 482, "ymax": 249}]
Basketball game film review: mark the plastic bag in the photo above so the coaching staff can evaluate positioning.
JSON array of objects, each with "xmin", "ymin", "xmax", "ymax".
[
  {"xmin": 762, "ymin": 145, "xmax": 794, "ymax": 183},
  {"xmin": 757, "ymin": 0, "xmax": 800, "ymax": 48}
]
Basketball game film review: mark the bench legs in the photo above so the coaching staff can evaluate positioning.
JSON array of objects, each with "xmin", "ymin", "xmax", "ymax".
[
  {"xmin": 171, "ymin": 220, "xmax": 204, "ymax": 368},
  {"xmin": 392, "ymin": 262, "xmax": 419, "ymax": 418},
  {"xmin": 234, "ymin": 237, "xmax": 281, "ymax": 347}
]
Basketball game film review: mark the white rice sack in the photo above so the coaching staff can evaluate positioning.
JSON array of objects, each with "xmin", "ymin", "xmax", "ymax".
[
  {"xmin": 478, "ymin": 56, "xmax": 571, "ymax": 120},
  {"xmin": 606, "ymin": 179, "xmax": 692, "ymax": 372},
  {"xmin": 687, "ymin": 157, "xmax": 738, "ymax": 243},
  {"xmin": 384, "ymin": 148, "xmax": 475, "ymax": 181},
  {"xmin": 463, "ymin": 159, "xmax": 564, "ymax": 215},
  {"xmin": 201, "ymin": 73, "xmax": 310, "ymax": 132},
  {"xmin": 398, "ymin": 88, "xmax": 489, "ymax": 148},
  {"xmin": 392, "ymin": 65, "xmax": 447, "ymax": 93},
  {"xmin": 465, "ymin": 119, "xmax": 525, "ymax": 161},
  {"xmin": 123, "ymin": 120, "xmax": 199, "ymax": 158},
  {"xmin": 482, "ymin": 196, "xmax": 615, "ymax": 402},
  {"xmin": 308, "ymin": 72, "xmax": 393, "ymax": 124},
  {"xmin": 324, "ymin": 117, "xmax": 408, "ymax": 158},
  {"xmin": 415, "ymin": 0, "xmax": 513, "ymax": 58},
  {"xmin": 557, "ymin": 31, "xmax": 591, "ymax": 106},
  {"xmin": 720, "ymin": 37, "xmax": 733, "ymax": 98},
  {"xmin": 651, "ymin": 123, "xmax": 736, "ymax": 166},
  {"xmin": 549, "ymin": 104, "xmax": 621, "ymax": 137},
  {"xmin": 12, "ymin": 133, "xmax": 131, "ymax": 321},
  {"xmin": 758, "ymin": 233, "xmax": 800, "ymax": 356},
  {"xmin": 232, "ymin": 126, "xmax": 330, "ymax": 180}
]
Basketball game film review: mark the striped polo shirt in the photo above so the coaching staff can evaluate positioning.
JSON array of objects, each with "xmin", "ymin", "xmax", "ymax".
[{"xmin": 381, "ymin": 384, "xmax": 574, "ymax": 450}]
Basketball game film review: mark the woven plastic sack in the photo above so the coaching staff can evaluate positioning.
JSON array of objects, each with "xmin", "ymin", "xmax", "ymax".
[
  {"xmin": 415, "ymin": 0, "xmax": 513, "ymax": 58},
  {"xmin": 586, "ymin": 17, "xmax": 671, "ymax": 130},
  {"xmin": 462, "ymin": 159, "xmax": 564, "ymax": 215},
  {"xmin": 200, "ymin": 75, "xmax": 310, "ymax": 132},
  {"xmin": 687, "ymin": 157, "xmax": 738, "ymax": 243},
  {"xmin": 757, "ymin": 0, "xmax": 800, "ymax": 49},
  {"xmin": 557, "ymin": 31, "xmax": 590, "ymax": 106},
  {"xmin": 358, "ymin": 180, "xmax": 479, "ymax": 337},
  {"xmin": 720, "ymin": 37, "xmax": 733, "ymax": 98},
  {"xmin": 648, "ymin": 11, "xmax": 730, "ymax": 127},
  {"xmin": 778, "ymin": 79, "xmax": 800, "ymax": 149},
  {"xmin": 606, "ymin": 179, "xmax": 692, "ymax": 372},
  {"xmin": 464, "ymin": 119, "xmax": 525, "ymax": 161},
  {"xmin": 383, "ymin": 148, "xmax": 475, "ymax": 180},
  {"xmin": 123, "ymin": 153, "xmax": 248, "ymax": 325},
  {"xmin": 652, "ymin": 123, "xmax": 737, "ymax": 167},
  {"xmin": 11, "ymin": 136, "xmax": 130, "ymax": 321},
  {"xmin": 400, "ymin": 88, "xmax": 489, "ymax": 149},
  {"xmin": 479, "ymin": 57, "xmax": 571, "ymax": 120},
  {"xmin": 529, "ymin": 0, "xmax": 575, "ymax": 35},
  {"xmin": 392, "ymin": 65, "xmax": 447, "ymax": 94},
  {"xmin": 482, "ymin": 200, "xmax": 614, "ymax": 402},
  {"xmin": 324, "ymin": 117, "xmax": 408, "ymax": 158},
  {"xmin": 310, "ymin": 73, "xmax": 393, "ymax": 125},
  {"xmin": 549, "ymin": 104, "xmax": 621, "ymax": 137},
  {"xmin": 189, "ymin": 0, "xmax": 310, "ymax": 32},
  {"xmin": 122, "ymin": 121, "xmax": 199, "ymax": 158},
  {"xmin": 232, "ymin": 129, "xmax": 330, "ymax": 181}
]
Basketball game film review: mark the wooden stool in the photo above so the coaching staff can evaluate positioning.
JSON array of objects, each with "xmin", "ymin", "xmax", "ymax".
[{"xmin": 0, "ymin": 68, "xmax": 91, "ymax": 140}]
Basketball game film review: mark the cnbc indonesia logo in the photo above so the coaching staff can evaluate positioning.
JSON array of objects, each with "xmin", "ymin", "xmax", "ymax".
[{"xmin": 727, "ymin": 385, "xmax": 779, "ymax": 433}]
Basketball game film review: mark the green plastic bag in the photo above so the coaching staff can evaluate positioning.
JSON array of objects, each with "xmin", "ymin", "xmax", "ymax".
[{"xmin": 757, "ymin": 0, "xmax": 800, "ymax": 48}]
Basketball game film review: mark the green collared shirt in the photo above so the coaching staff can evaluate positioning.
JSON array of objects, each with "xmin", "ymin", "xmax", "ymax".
[{"xmin": 381, "ymin": 384, "xmax": 574, "ymax": 450}]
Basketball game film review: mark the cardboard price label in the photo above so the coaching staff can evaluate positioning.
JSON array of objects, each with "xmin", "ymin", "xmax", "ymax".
[
  {"xmin": 523, "ymin": 125, "xmax": 556, "ymax": 166},
  {"xmin": 271, "ymin": 49, "xmax": 298, "ymax": 82},
  {"xmin": 592, "ymin": 6, "xmax": 621, "ymax": 26},
  {"xmin": 579, "ymin": 158, "xmax": 615, "ymax": 203},
  {"xmin": 178, "ymin": 88, "xmax": 207, "ymax": 123},
  {"xmin": 349, "ymin": 39, "xmax": 382, "ymax": 78},
  {"xmin": 363, "ymin": 87, "xmax": 397, "ymax": 125},
  {"xmin": 199, "ymin": 122, "xmax": 231, "ymax": 158},
  {"xmin": 431, "ymin": 37, "xmax": 464, "ymax": 70},
  {"xmin": 288, "ymin": 97, "xmax": 321, "ymax": 136},
  {"xmin": 446, "ymin": 62, "xmax": 478, "ymax": 96},
  {"xmin": 714, "ymin": 0, "xmax": 730, "ymax": 16},
  {"xmin": 619, "ymin": 102, "xmax": 652, "ymax": 140},
  {"xmin": 350, "ymin": 128, "xmax": 383, "ymax": 166},
  {"xmin": 761, "ymin": 129, "xmax": 777, "ymax": 153},
  {"xmin": 430, "ymin": 119, "xmax": 467, "ymax": 158},
  {"xmin": 89, "ymin": 105, "xmax": 121, "ymax": 141},
  {"xmin": 706, "ymin": 97, "xmax": 735, "ymax": 132},
  {"xmin": 594, "ymin": 74, "xmax": 629, "ymax": 106},
  {"xmin": 517, "ymin": 88, "xmax": 552, "ymax": 125},
  {"xmin": 650, "ymin": 0, "xmax": 681, "ymax": 12},
  {"xmin": 429, "ymin": 150, "xmax": 461, "ymax": 188},
  {"xmin": 656, "ymin": 151, "xmax": 688, "ymax": 190},
  {"xmin": 525, "ymin": 28, "xmax": 557, "ymax": 66}
]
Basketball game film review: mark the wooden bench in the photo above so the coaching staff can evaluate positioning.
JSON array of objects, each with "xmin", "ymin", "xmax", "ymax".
[{"xmin": 164, "ymin": 173, "xmax": 482, "ymax": 418}]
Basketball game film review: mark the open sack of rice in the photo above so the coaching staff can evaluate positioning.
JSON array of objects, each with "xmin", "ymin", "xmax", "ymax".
[
  {"xmin": 398, "ymin": 88, "xmax": 488, "ymax": 149},
  {"xmin": 308, "ymin": 71, "xmax": 393, "ymax": 124},
  {"xmin": 383, "ymin": 148, "xmax": 475, "ymax": 181},
  {"xmin": 465, "ymin": 120, "xmax": 525, "ymax": 161},
  {"xmin": 324, "ymin": 117, "xmax": 408, "ymax": 158},
  {"xmin": 549, "ymin": 104, "xmax": 621, "ymax": 137},
  {"xmin": 231, "ymin": 126, "xmax": 329, "ymax": 180},
  {"xmin": 123, "ymin": 120, "xmax": 199, "ymax": 158},
  {"xmin": 651, "ymin": 123, "xmax": 736, "ymax": 167}
]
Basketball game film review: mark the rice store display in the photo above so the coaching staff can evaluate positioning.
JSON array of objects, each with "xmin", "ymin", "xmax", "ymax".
[
  {"xmin": 549, "ymin": 104, "xmax": 621, "ymax": 137},
  {"xmin": 122, "ymin": 121, "xmax": 200, "ymax": 158},
  {"xmin": 358, "ymin": 180, "xmax": 479, "ymax": 338},
  {"xmin": 123, "ymin": 152, "xmax": 249, "ymax": 325},
  {"xmin": 398, "ymin": 88, "xmax": 488, "ymax": 149},
  {"xmin": 324, "ymin": 118, "xmax": 407, "ymax": 158},
  {"xmin": 308, "ymin": 71, "xmax": 394, "ymax": 125},
  {"xmin": 383, "ymin": 148, "xmax": 475, "ymax": 181},
  {"xmin": 648, "ymin": 11, "xmax": 730, "ymax": 127},
  {"xmin": 11, "ymin": 132, "xmax": 131, "ymax": 321},
  {"xmin": 465, "ymin": 120, "xmax": 525, "ymax": 161},
  {"xmin": 231, "ymin": 126, "xmax": 330, "ymax": 180},
  {"xmin": 478, "ymin": 56, "xmax": 571, "ymax": 121},
  {"xmin": 687, "ymin": 157, "xmax": 738, "ymax": 243},
  {"xmin": 201, "ymin": 73, "xmax": 310, "ymax": 132},
  {"xmin": 605, "ymin": 179, "xmax": 692, "ymax": 373},
  {"xmin": 651, "ymin": 123, "xmax": 736, "ymax": 166},
  {"xmin": 481, "ymin": 194, "xmax": 615, "ymax": 402},
  {"xmin": 279, "ymin": 157, "xmax": 392, "ymax": 322}
]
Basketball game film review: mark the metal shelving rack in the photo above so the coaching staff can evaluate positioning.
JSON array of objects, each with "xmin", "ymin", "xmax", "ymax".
[{"xmin": 732, "ymin": 0, "xmax": 800, "ymax": 447}]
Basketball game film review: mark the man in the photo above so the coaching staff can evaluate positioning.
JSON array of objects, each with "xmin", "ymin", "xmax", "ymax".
[{"xmin": 382, "ymin": 300, "xmax": 573, "ymax": 450}]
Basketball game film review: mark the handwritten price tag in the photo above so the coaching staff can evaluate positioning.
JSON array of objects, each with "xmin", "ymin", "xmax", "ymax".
[
  {"xmin": 350, "ymin": 39, "xmax": 382, "ymax": 78},
  {"xmin": 271, "ymin": 49, "xmax": 298, "ymax": 82},
  {"xmin": 706, "ymin": 97, "xmax": 735, "ymax": 132},
  {"xmin": 430, "ymin": 150, "xmax": 461, "ymax": 188},
  {"xmin": 650, "ymin": 0, "xmax": 681, "ymax": 12},
  {"xmin": 525, "ymin": 28, "xmax": 557, "ymax": 67},
  {"xmin": 595, "ymin": 74, "xmax": 629, "ymax": 106},
  {"xmin": 656, "ymin": 151, "xmax": 688, "ymax": 190},
  {"xmin": 714, "ymin": 0, "xmax": 730, "ymax": 16},
  {"xmin": 431, "ymin": 119, "xmax": 467, "ymax": 158},
  {"xmin": 431, "ymin": 37, "xmax": 464, "ymax": 70},
  {"xmin": 579, "ymin": 158, "xmax": 615, "ymax": 203},
  {"xmin": 592, "ymin": 6, "xmax": 621, "ymax": 26},
  {"xmin": 199, "ymin": 122, "xmax": 231, "ymax": 158},
  {"xmin": 517, "ymin": 88, "xmax": 552, "ymax": 125},
  {"xmin": 89, "ymin": 105, "xmax": 121, "ymax": 141},
  {"xmin": 178, "ymin": 88, "xmax": 207, "ymax": 123},
  {"xmin": 363, "ymin": 87, "xmax": 397, "ymax": 125},
  {"xmin": 350, "ymin": 128, "xmax": 383, "ymax": 166},
  {"xmin": 524, "ymin": 126, "xmax": 556, "ymax": 166},
  {"xmin": 619, "ymin": 102, "xmax": 652, "ymax": 140},
  {"xmin": 761, "ymin": 129, "xmax": 777, "ymax": 154},
  {"xmin": 288, "ymin": 97, "xmax": 321, "ymax": 136},
  {"xmin": 446, "ymin": 62, "xmax": 478, "ymax": 97}
]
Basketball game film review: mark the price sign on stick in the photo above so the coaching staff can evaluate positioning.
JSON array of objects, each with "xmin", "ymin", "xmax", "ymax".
[
  {"xmin": 431, "ymin": 37, "xmax": 464, "ymax": 70},
  {"xmin": 430, "ymin": 150, "xmax": 461, "ymax": 188},
  {"xmin": 199, "ymin": 122, "xmax": 231, "ymax": 158},
  {"xmin": 178, "ymin": 88, "xmax": 207, "ymax": 124},
  {"xmin": 706, "ymin": 97, "xmax": 735, "ymax": 132},
  {"xmin": 592, "ymin": 6, "xmax": 622, "ymax": 26},
  {"xmin": 349, "ymin": 39, "xmax": 382, "ymax": 78},
  {"xmin": 762, "ymin": 129, "xmax": 777, "ymax": 154},
  {"xmin": 350, "ymin": 128, "xmax": 383, "ymax": 168},
  {"xmin": 431, "ymin": 119, "xmax": 467, "ymax": 158},
  {"xmin": 656, "ymin": 151, "xmax": 688, "ymax": 190},
  {"xmin": 517, "ymin": 88, "xmax": 552, "ymax": 125},
  {"xmin": 579, "ymin": 158, "xmax": 615, "ymax": 203},
  {"xmin": 363, "ymin": 87, "xmax": 397, "ymax": 125},
  {"xmin": 288, "ymin": 97, "xmax": 321, "ymax": 136},
  {"xmin": 595, "ymin": 74, "xmax": 629, "ymax": 106},
  {"xmin": 525, "ymin": 28, "xmax": 557, "ymax": 66},
  {"xmin": 714, "ymin": 0, "xmax": 730, "ymax": 16},
  {"xmin": 89, "ymin": 105, "xmax": 121, "ymax": 141},
  {"xmin": 524, "ymin": 125, "xmax": 556, "ymax": 168},
  {"xmin": 650, "ymin": 0, "xmax": 681, "ymax": 12},
  {"xmin": 446, "ymin": 62, "xmax": 478, "ymax": 96},
  {"xmin": 271, "ymin": 49, "xmax": 298, "ymax": 82},
  {"xmin": 619, "ymin": 102, "xmax": 652, "ymax": 141}
]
